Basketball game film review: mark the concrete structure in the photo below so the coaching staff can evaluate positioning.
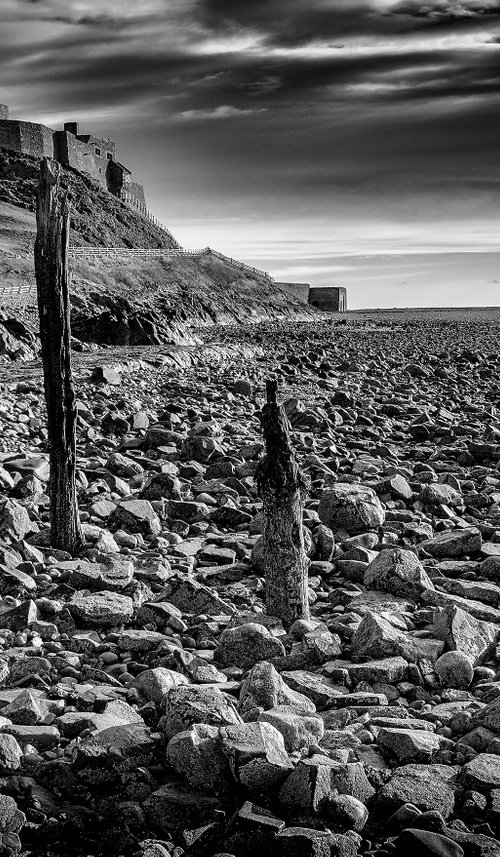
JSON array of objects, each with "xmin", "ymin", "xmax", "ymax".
[
  {"xmin": 309, "ymin": 286, "xmax": 347, "ymax": 312},
  {"xmin": 0, "ymin": 106, "xmax": 146, "ymax": 211}
]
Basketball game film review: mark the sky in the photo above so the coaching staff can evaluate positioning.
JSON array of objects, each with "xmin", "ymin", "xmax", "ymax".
[{"xmin": 1, "ymin": 0, "xmax": 499, "ymax": 308}]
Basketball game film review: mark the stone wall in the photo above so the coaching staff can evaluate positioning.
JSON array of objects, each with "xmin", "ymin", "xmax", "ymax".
[
  {"xmin": 54, "ymin": 131, "xmax": 105, "ymax": 186},
  {"xmin": 76, "ymin": 134, "xmax": 116, "ymax": 183},
  {"xmin": 0, "ymin": 120, "xmax": 54, "ymax": 159},
  {"xmin": 1, "ymin": 113, "xmax": 148, "ymax": 214},
  {"xmin": 308, "ymin": 286, "xmax": 347, "ymax": 312},
  {"xmin": 0, "ymin": 120, "xmax": 21, "ymax": 153}
]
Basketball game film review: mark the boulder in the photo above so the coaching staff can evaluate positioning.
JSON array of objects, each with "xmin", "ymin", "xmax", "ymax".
[
  {"xmin": 218, "ymin": 623, "xmax": 286, "ymax": 670},
  {"xmin": 318, "ymin": 483, "xmax": 385, "ymax": 534},
  {"xmin": 239, "ymin": 661, "xmax": 316, "ymax": 716},
  {"xmin": 364, "ymin": 548, "xmax": 433, "ymax": 600},
  {"xmin": 163, "ymin": 685, "xmax": 242, "ymax": 740},
  {"xmin": 432, "ymin": 603, "xmax": 499, "ymax": 666}
]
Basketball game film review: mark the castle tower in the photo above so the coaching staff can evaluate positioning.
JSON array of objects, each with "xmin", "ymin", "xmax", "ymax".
[
  {"xmin": 0, "ymin": 105, "xmax": 9, "ymax": 120},
  {"xmin": 64, "ymin": 122, "xmax": 80, "ymax": 136}
]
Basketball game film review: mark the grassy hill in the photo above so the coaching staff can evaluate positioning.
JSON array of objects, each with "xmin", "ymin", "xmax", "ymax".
[{"xmin": 0, "ymin": 150, "xmax": 316, "ymax": 351}]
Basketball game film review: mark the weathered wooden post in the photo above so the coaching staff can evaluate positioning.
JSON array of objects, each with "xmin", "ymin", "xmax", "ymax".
[
  {"xmin": 256, "ymin": 378, "xmax": 310, "ymax": 627},
  {"xmin": 34, "ymin": 158, "xmax": 84, "ymax": 554}
]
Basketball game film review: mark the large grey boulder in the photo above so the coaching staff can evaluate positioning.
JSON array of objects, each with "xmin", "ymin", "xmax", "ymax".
[
  {"xmin": 0, "ymin": 499, "xmax": 33, "ymax": 540},
  {"xmin": 432, "ymin": 602, "xmax": 499, "ymax": 666},
  {"xmin": 364, "ymin": 548, "xmax": 434, "ymax": 600},
  {"xmin": 239, "ymin": 661, "xmax": 316, "ymax": 716},
  {"xmin": 131, "ymin": 667, "xmax": 189, "ymax": 704},
  {"xmin": 461, "ymin": 753, "xmax": 500, "ymax": 792},
  {"xmin": 109, "ymin": 499, "xmax": 161, "ymax": 536},
  {"xmin": 375, "ymin": 763, "xmax": 459, "ymax": 819},
  {"xmin": 419, "ymin": 527, "xmax": 482, "ymax": 558},
  {"xmin": 166, "ymin": 723, "xmax": 233, "ymax": 795},
  {"xmin": 220, "ymin": 721, "xmax": 293, "ymax": 794},
  {"xmin": 163, "ymin": 685, "xmax": 242, "ymax": 740},
  {"xmin": 318, "ymin": 483, "xmax": 385, "ymax": 535},
  {"xmin": 69, "ymin": 591, "xmax": 134, "ymax": 626},
  {"xmin": 258, "ymin": 707, "xmax": 324, "ymax": 752},
  {"xmin": 218, "ymin": 623, "xmax": 286, "ymax": 670},
  {"xmin": 351, "ymin": 612, "xmax": 444, "ymax": 663}
]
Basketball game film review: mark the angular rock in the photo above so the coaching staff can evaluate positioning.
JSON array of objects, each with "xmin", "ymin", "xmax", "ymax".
[
  {"xmin": 419, "ymin": 528, "xmax": 482, "ymax": 558},
  {"xmin": 364, "ymin": 548, "xmax": 433, "ymax": 600},
  {"xmin": 163, "ymin": 685, "xmax": 242, "ymax": 740},
  {"xmin": 375, "ymin": 764, "xmax": 459, "ymax": 819},
  {"xmin": 239, "ymin": 662, "xmax": 316, "ymax": 716},
  {"xmin": 109, "ymin": 499, "xmax": 161, "ymax": 537},
  {"xmin": 351, "ymin": 612, "xmax": 444, "ymax": 663},
  {"xmin": 220, "ymin": 721, "xmax": 293, "ymax": 793},
  {"xmin": 432, "ymin": 603, "xmax": 499, "ymax": 666},
  {"xmin": 166, "ymin": 723, "xmax": 233, "ymax": 795}
]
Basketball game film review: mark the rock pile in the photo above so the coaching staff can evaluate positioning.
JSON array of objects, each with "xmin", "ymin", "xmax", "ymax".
[{"xmin": 0, "ymin": 312, "xmax": 498, "ymax": 856}]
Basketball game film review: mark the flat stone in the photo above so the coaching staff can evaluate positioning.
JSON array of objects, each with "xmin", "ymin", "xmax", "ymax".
[
  {"xmin": 419, "ymin": 528, "xmax": 482, "ymax": 558},
  {"xmin": 375, "ymin": 763, "xmax": 459, "ymax": 819},
  {"xmin": 377, "ymin": 728, "xmax": 448, "ymax": 763},
  {"xmin": 144, "ymin": 783, "xmax": 220, "ymax": 832},
  {"xmin": 69, "ymin": 591, "xmax": 134, "ymax": 626},
  {"xmin": 394, "ymin": 829, "xmax": 464, "ymax": 857},
  {"xmin": 461, "ymin": 753, "xmax": 500, "ymax": 791},
  {"xmin": 109, "ymin": 499, "xmax": 161, "ymax": 536}
]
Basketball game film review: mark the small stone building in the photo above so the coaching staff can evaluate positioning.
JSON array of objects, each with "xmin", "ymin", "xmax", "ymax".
[{"xmin": 308, "ymin": 286, "xmax": 347, "ymax": 312}]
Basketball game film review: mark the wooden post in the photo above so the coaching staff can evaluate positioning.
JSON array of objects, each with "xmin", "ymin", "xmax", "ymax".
[
  {"xmin": 256, "ymin": 379, "xmax": 310, "ymax": 627},
  {"xmin": 34, "ymin": 158, "xmax": 84, "ymax": 554}
]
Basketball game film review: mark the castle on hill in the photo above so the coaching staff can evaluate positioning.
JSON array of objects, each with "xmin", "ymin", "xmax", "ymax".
[{"xmin": 0, "ymin": 104, "xmax": 146, "ymax": 214}]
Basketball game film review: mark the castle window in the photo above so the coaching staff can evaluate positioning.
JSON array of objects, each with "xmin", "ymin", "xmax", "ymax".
[
  {"xmin": 107, "ymin": 152, "xmax": 113, "ymax": 160},
  {"xmin": 95, "ymin": 147, "xmax": 101, "ymax": 156}
]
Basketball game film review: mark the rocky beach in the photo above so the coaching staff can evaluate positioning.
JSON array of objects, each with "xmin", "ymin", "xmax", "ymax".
[{"xmin": 0, "ymin": 306, "xmax": 498, "ymax": 857}]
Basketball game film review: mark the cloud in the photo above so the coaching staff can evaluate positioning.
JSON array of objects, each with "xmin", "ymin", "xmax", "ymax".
[
  {"xmin": 1, "ymin": 0, "xmax": 499, "ymax": 310},
  {"xmin": 198, "ymin": 0, "xmax": 500, "ymax": 48},
  {"xmin": 174, "ymin": 104, "xmax": 267, "ymax": 121}
]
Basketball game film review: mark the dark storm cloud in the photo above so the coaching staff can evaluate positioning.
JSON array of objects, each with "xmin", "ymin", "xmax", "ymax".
[{"xmin": 198, "ymin": 0, "xmax": 500, "ymax": 47}]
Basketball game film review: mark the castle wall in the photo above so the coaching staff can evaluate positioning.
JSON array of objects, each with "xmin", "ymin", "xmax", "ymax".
[
  {"xmin": 1, "ymin": 109, "xmax": 150, "ymax": 219},
  {"xmin": 0, "ymin": 120, "xmax": 54, "ymax": 158},
  {"xmin": 309, "ymin": 286, "xmax": 347, "ymax": 312},
  {"xmin": 54, "ymin": 131, "xmax": 106, "ymax": 186},
  {"xmin": 0, "ymin": 120, "xmax": 21, "ymax": 152},
  {"xmin": 76, "ymin": 134, "xmax": 116, "ymax": 181}
]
